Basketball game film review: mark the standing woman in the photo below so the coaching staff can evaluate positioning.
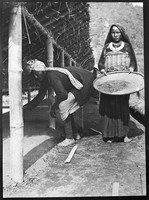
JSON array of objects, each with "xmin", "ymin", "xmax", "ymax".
[{"xmin": 98, "ymin": 24, "xmax": 138, "ymax": 143}]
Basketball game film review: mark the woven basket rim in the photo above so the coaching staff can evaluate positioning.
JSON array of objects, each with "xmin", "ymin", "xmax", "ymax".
[{"xmin": 93, "ymin": 71, "xmax": 144, "ymax": 95}]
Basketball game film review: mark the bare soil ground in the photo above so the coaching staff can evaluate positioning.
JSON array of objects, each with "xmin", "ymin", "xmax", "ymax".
[{"xmin": 3, "ymin": 98, "xmax": 146, "ymax": 197}]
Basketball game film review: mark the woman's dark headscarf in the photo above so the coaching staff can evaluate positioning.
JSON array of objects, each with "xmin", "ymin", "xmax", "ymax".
[{"xmin": 104, "ymin": 24, "xmax": 138, "ymax": 71}]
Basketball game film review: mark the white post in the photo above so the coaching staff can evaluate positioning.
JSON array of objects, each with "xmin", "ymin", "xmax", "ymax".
[
  {"xmin": 47, "ymin": 37, "xmax": 55, "ymax": 129},
  {"xmin": 69, "ymin": 58, "xmax": 72, "ymax": 67},
  {"xmin": 61, "ymin": 50, "xmax": 65, "ymax": 68},
  {"xmin": 8, "ymin": 4, "xmax": 24, "ymax": 183},
  {"xmin": 74, "ymin": 61, "xmax": 76, "ymax": 67}
]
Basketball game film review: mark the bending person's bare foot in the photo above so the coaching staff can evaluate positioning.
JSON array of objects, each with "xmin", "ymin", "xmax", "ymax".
[
  {"xmin": 76, "ymin": 133, "xmax": 81, "ymax": 140},
  {"xmin": 124, "ymin": 136, "xmax": 132, "ymax": 143},
  {"xmin": 57, "ymin": 138, "xmax": 75, "ymax": 147},
  {"xmin": 107, "ymin": 140, "xmax": 112, "ymax": 143}
]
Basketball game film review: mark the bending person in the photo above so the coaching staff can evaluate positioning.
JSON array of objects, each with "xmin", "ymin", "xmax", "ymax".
[{"xmin": 25, "ymin": 59, "xmax": 96, "ymax": 146}]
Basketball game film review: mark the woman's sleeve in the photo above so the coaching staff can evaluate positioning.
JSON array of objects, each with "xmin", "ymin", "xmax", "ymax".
[
  {"xmin": 126, "ymin": 43, "xmax": 137, "ymax": 71},
  {"xmin": 98, "ymin": 46, "xmax": 106, "ymax": 71}
]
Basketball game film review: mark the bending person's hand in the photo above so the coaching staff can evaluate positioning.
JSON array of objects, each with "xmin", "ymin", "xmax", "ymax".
[
  {"xmin": 23, "ymin": 104, "xmax": 33, "ymax": 111},
  {"xmin": 50, "ymin": 106, "xmax": 56, "ymax": 118}
]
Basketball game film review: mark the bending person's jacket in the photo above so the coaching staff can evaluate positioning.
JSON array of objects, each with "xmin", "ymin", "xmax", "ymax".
[{"xmin": 27, "ymin": 67, "xmax": 95, "ymax": 110}]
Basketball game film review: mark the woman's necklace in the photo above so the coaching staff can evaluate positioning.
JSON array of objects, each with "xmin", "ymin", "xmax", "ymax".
[{"xmin": 109, "ymin": 41, "xmax": 124, "ymax": 52}]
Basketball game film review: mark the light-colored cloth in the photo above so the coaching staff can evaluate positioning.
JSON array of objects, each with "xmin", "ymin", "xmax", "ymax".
[
  {"xmin": 26, "ymin": 59, "xmax": 83, "ymax": 90},
  {"xmin": 58, "ymin": 92, "xmax": 80, "ymax": 121},
  {"xmin": 45, "ymin": 67, "xmax": 83, "ymax": 90},
  {"xmin": 105, "ymin": 51, "xmax": 130, "ymax": 71},
  {"xmin": 26, "ymin": 59, "xmax": 46, "ymax": 72}
]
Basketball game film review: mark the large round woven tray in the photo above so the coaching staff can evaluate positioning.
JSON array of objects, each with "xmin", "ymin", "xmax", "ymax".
[{"xmin": 93, "ymin": 71, "xmax": 144, "ymax": 95}]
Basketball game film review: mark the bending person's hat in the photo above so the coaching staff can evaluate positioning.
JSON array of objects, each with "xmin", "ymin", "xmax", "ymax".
[{"xmin": 26, "ymin": 59, "xmax": 46, "ymax": 72}]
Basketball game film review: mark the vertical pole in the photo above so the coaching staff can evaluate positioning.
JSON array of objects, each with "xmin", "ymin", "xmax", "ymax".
[
  {"xmin": 0, "ymin": 1, "xmax": 2, "ymax": 133},
  {"xmin": 8, "ymin": 4, "xmax": 23, "ymax": 183},
  {"xmin": 27, "ymin": 87, "xmax": 31, "ymax": 103},
  {"xmin": 81, "ymin": 106, "xmax": 84, "ymax": 129},
  {"xmin": 74, "ymin": 61, "xmax": 76, "ymax": 67},
  {"xmin": 46, "ymin": 37, "xmax": 55, "ymax": 129},
  {"xmin": 69, "ymin": 58, "xmax": 72, "ymax": 67},
  {"xmin": 61, "ymin": 50, "xmax": 65, "ymax": 68}
]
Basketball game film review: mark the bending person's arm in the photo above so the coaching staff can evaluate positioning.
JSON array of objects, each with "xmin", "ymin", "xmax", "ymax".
[{"xmin": 27, "ymin": 77, "xmax": 48, "ymax": 110}]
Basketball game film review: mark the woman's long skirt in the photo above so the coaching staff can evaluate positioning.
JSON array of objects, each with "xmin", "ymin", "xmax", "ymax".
[{"xmin": 99, "ymin": 93, "xmax": 130, "ymax": 139}]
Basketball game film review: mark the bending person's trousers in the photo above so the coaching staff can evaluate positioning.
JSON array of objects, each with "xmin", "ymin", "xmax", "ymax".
[{"xmin": 58, "ymin": 92, "xmax": 80, "ymax": 139}]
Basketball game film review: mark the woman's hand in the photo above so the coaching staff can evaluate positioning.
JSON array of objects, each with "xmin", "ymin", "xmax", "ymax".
[
  {"xmin": 129, "ymin": 67, "xmax": 134, "ymax": 73},
  {"xmin": 101, "ymin": 69, "xmax": 107, "ymax": 76}
]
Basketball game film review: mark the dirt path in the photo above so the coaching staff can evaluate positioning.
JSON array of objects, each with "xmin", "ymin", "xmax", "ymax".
[{"xmin": 3, "ymin": 98, "xmax": 146, "ymax": 197}]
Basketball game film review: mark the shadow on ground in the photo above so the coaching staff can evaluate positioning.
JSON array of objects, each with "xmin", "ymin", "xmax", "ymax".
[
  {"xmin": 3, "ymin": 97, "xmax": 146, "ymax": 197},
  {"xmin": 3, "ymin": 98, "xmax": 144, "ymax": 172}
]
